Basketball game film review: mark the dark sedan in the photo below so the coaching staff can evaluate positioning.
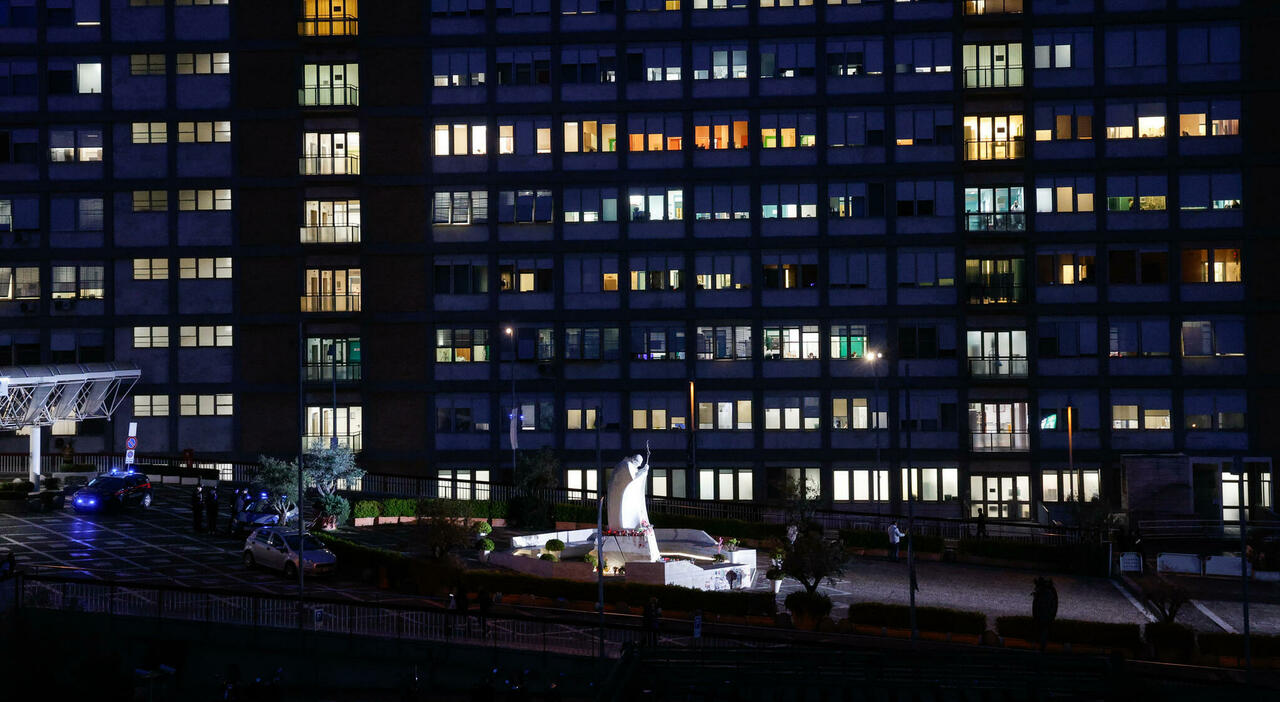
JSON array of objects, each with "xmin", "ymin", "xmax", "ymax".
[{"xmin": 71, "ymin": 472, "xmax": 153, "ymax": 512}]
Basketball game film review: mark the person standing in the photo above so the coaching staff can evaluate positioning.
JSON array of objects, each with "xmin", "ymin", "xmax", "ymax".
[
  {"xmin": 190, "ymin": 486, "xmax": 204, "ymax": 533},
  {"xmin": 887, "ymin": 522, "xmax": 906, "ymax": 562},
  {"xmin": 204, "ymin": 485, "xmax": 219, "ymax": 535}
]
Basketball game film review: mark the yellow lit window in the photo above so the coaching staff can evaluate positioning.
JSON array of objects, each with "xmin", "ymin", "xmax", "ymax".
[
  {"xmin": 300, "ymin": 0, "xmax": 358, "ymax": 37},
  {"xmin": 1179, "ymin": 113, "xmax": 1206, "ymax": 137},
  {"xmin": 1137, "ymin": 116, "xmax": 1165, "ymax": 138}
]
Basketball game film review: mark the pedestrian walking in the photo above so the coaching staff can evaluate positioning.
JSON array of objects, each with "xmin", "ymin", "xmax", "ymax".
[
  {"xmin": 190, "ymin": 486, "xmax": 204, "ymax": 533},
  {"xmin": 477, "ymin": 586, "xmax": 492, "ymax": 636},
  {"xmin": 204, "ymin": 485, "xmax": 219, "ymax": 534},
  {"xmin": 887, "ymin": 522, "xmax": 906, "ymax": 562},
  {"xmin": 229, "ymin": 488, "xmax": 248, "ymax": 533},
  {"xmin": 976, "ymin": 509, "xmax": 988, "ymax": 539}
]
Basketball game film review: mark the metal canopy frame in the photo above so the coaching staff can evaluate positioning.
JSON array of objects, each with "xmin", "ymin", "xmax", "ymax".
[{"xmin": 0, "ymin": 363, "xmax": 141, "ymax": 485}]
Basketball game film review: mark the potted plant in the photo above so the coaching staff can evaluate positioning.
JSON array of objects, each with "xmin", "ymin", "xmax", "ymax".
[
  {"xmin": 766, "ymin": 567, "xmax": 786, "ymax": 594},
  {"xmin": 477, "ymin": 537, "xmax": 495, "ymax": 562},
  {"xmin": 727, "ymin": 537, "xmax": 740, "ymax": 552},
  {"xmin": 584, "ymin": 553, "xmax": 599, "ymax": 572},
  {"xmin": 712, "ymin": 553, "xmax": 727, "ymax": 563},
  {"xmin": 475, "ymin": 520, "xmax": 493, "ymax": 542},
  {"xmin": 544, "ymin": 538, "xmax": 565, "ymax": 562}
]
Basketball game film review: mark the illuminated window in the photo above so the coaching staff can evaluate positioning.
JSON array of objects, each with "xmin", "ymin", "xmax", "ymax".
[
  {"xmin": 178, "ymin": 257, "xmax": 232, "ymax": 279},
  {"xmin": 1035, "ymin": 250, "xmax": 1094, "ymax": 286},
  {"xmin": 302, "ymin": 131, "xmax": 359, "ymax": 174},
  {"xmin": 435, "ymin": 328, "xmax": 490, "ymax": 363},
  {"xmin": 301, "ymin": 63, "xmax": 359, "ymax": 106},
  {"xmin": 177, "ymin": 121, "xmax": 231, "ymax": 143},
  {"xmin": 694, "ymin": 112, "xmax": 748, "ymax": 150},
  {"xmin": 299, "ymin": 0, "xmax": 358, "ymax": 37},
  {"xmin": 303, "ymin": 199, "xmax": 361, "ymax": 242},
  {"xmin": 903, "ymin": 467, "xmax": 960, "ymax": 501},
  {"xmin": 179, "ymin": 325, "xmax": 234, "ymax": 348},
  {"xmin": 628, "ymin": 114, "xmax": 681, "ymax": 152},
  {"xmin": 1180, "ymin": 248, "xmax": 1241, "ymax": 284},
  {"xmin": 132, "ymin": 258, "xmax": 169, "ymax": 281},
  {"xmin": 696, "ymin": 325, "xmax": 752, "ymax": 361},
  {"xmin": 131, "ymin": 122, "xmax": 167, "ymax": 144},
  {"xmin": 132, "ymin": 327, "xmax": 169, "ymax": 349},
  {"xmin": 629, "ymin": 255, "xmax": 683, "ymax": 292},
  {"xmin": 760, "ymin": 184, "xmax": 818, "ymax": 219},
  {"xmin": 434, "ymin": 122, "xmax": 486, "ymax": 156},
  {"xmin": 178, "ymin": 189, "xmax": 231, "ymax": 211},
  {"xmin": 693, "ymin": 44, "xmax": 747, "ymax": 80},
  {"xmin": 963, "ymin": 43, "xmax": 1022, "ymax": 88},
  {"xmin": 176, "ymin": 52, "xmax": 229, "ymax": 75},
  {"xmin": 1034, "ymin": 103, "xmax": 1092, "ymax": 142},
  {"xmin": 302, "ymin": 268, "xmax": 362, "ymax": 312},
  {"xmin": 131, "ymin": 190, "xmax": 168, "ymax": 213},
  {"xmin": 764, "ymin": 396, "xmax": 820, "ymax": 431},
  {"xmin": 1104, "ymin": 175, "xmax": 1166, "ymax": 212},
  {"xmin": 0, "ymin": 268, "xmax": 40, "ymax": 300},
  {"xmin": 499, "ymin": 258, "xmax": 554, "ymax": 292},
  {"xmin": 762, "ymin": 252, "xmax": 818, "ymax": 290},
  {"xmin": 563, "ymin": 118, "xmax": 617, "ymax": 153},
  {"xmin": 129, "ymin": 54, "xmax": 165, "ymax": 76},
  {"xmin": 963, "ymin": 115, "xmax": 1024, "ymax": 160},
  {"xmin": 433, "ymin": 50, "xmax": 486, "ymax": 88},
  {"xmin": 1034, "ymin": 176, "xmax": 1095, "ymax": 214},
  {"xmin": 762, "ymin": 324, "xmax": 819, "ymax": 360},
  {"xmin": 49, "ymin": 128, "xmax": 102, "ymax": 163},
  {"xmin": 496, "ymin": 117, "xmax": 552, "ymax": 155},
  {"xmin": 631, "ymin": 395, "xmax": 687, "ymax": 431},
  {"xmin": 432, "ymin": 191, "xmax": 488, "ymax": 226},
  {"xmin": 134, "ymin": 395, "xmax": 170, "ymax": 418},
  {"xmin": 696, "ymin": 401, "xmax": 753, "ymax": 430},
  {"xmin": 627, "ymin": 187, "xmax": 683, "ymax": 221},
  {"xmin": 760, "ymin": 113, "xmax": 816, "ymax": 148},
  {"xmin": 1178, "ymin": 98, "xmax": 1240, "ymax": 137},
  {"xmin": 832, "ymin": 395, "xmax": 886, "ymax": 431},
  {"xmin": 563, "ymin": 187, "xmax": 618, "ymax": 222},
  {"xmin": 697, "ymin": 468, "xmax": 752, "ymax": 501},
  {"xmin": 832, "ymin": 469, "xmax": 889, "ymax": 503},
  {"xmin": 50, "ymin": 265, "xmax": 103, "ymax": 300}
]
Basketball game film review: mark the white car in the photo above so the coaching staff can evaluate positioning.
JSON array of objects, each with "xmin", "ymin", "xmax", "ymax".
[{"xmin": 242, "ymin": 526, "xmax": 337, "ymax": 578}]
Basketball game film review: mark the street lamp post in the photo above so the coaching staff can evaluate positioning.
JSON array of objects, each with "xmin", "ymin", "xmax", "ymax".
[
  {"xmin": 865, "ymin": 351, "xmax": 883, "ymax": 512},
  {"xmin": 505, "ymin": 327, "xmax": 517, "ymax": 476}
]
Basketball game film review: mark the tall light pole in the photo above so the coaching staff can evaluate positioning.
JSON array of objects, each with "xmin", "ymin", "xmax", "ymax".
[
  {"xmin": 505, "ymin": 326, "xmax": 517, "ymax": 476},
  {"xmin": 328, "ymin": 343, "xmax": 338, "ymax": 449},
  {"xmin": 865, "ymin": 350, "xmax": 883, "ymax": 512}
]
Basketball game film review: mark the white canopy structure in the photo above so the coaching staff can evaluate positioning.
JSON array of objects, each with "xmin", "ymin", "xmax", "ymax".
[{"xmin": 0, "ymin": 363, "xmax": 141, "ymax": 486}]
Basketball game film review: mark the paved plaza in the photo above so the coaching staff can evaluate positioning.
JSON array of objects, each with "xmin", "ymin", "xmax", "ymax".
[{"xmin": 3, "ymin": 486, "xmax": 1275, "ymax": 634}]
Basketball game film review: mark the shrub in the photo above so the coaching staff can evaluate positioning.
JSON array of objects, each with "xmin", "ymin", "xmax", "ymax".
[
  {"xmin": 552, "ymin": 502, "xmax": 596, "ymax": 523},
  {"xmin": 583, "ymin": 553, "xmax": 598, "ymax": 570},
  {"xmin": 996, "ymin": 616, "xmax": 1142, "ymax": 650},
  {"xmin": 0, "ymin": 480, "xmax": 34, "ymax": 500},
  {"xmin": 847, "ymin": 603, "xmax": 986, "ymax": 636},
  {"xmin": 382, "ymin": 498, "xmax": 417, "ymax": 518},
  {"xmin": 312, "ymin": 532, "xmax": 412, "ymax": 582},
  {"xmin": 477, "ymin": 537, "xmax": 495, "ymax": 552},
  {"xmin": 784, "ymin": 591, "xmax": 833, "ymax": 622},
  {"xmin": 545, "ymin": 538, "xmax": 565, "ymax": 552},
  {"xmin": 713, "ymin": 553, "xmax": 727, "ymax": 563},
  {"xmin": 1145, "ymin": 622, "xmax": 1195, "ymax": 653},
  {"xmin": 765, "ymin": 568, "xmax": 785, "ymax": 580},
  {"xmin": 475, "ymin": 521, "xmax": 493, "ymax": 535},
  {"xmin": 539, "ymin": 553, "xmax": 556, "ymax": 561},
  {"xmin": 352, "ymin": 500, "xmax": 381, "ymax": 519},
  {"xmin": 316, "ymin": 494, "xmax": 351, "ymax": 525}
]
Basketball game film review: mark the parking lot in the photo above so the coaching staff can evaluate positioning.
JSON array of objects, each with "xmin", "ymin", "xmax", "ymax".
[{"xmin": 0, "ymin": 484, "xmax": 412, "ymax": 603}]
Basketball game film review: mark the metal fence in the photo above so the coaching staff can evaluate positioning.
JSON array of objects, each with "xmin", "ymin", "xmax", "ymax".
[{"xmin": 12, "ymin": 575, "xmax": 776, "ymax": 659}]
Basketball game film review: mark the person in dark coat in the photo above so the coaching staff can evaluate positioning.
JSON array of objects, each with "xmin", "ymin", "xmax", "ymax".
[
  {"xmin": 204, "ymin": 486, "xmax": 219, "ymax": 534},
  {"xmin": 190, "ymin": 486, "xmax": 204, "ymax": 533}
]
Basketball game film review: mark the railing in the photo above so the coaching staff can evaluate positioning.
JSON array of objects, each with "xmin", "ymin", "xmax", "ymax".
[
  {"xmin": 304, "ymin": 362, "xmax": 362, "ymax": 382},
  {"xmin": 298, "ymin": 17, "xmax": 358, "ymax": 37},
  {"xmin": 964, "ymin": 212, "xmax": 1025, "ymax": 232},
  {"xmin": 1136, "ymin": 519, "xmax": 1280, "ymax": 541},
  {"xmin": 968, "ymin": 356, "xmax": 1029, "ymax": 377},
  {"xmin": 298, "ymin": 85, "xmax": 359, "ymax": 107},
  {"xmin": 300, "ymin": 224, "xmax": 361, "ymax": 244},
  {"xmin": 302, "ymin": 433, "xmax": 363, "ymax": 452},
  {"xmin": 970, "ymin": 432, "xmax": 1030, "ymax": 452},
  {"xmin": 301, "ymin": 294, "xmax": 361, "ymax": 312},
  {"xmin": 299, "ymin": 155, "xmax": 360, "ymax": 176},
  {"xmin": 963, "ymin": 0, "xmax": 1023, "ymax": 15},
  {"xmin": 965, "ymin": 139, "xmax": 1025, "ymax": 161},
  {"xmin": 966, "ymin": 286, "xmax": 1025, "ymax": 305},
  {"xmin": 963, "ymin": 67, "xmax": 1024, "ymax": 89}
]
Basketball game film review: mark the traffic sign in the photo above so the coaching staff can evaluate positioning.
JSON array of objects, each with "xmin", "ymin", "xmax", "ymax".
[
  {"xmin": 124, "ymin": 449, "xmax": 136, "ymax": 465},
  {"xmin": 125, "ymin": 436, "xmax": 138, "ymax": 450}
]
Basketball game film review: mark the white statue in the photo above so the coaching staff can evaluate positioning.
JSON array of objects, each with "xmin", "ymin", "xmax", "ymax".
[{"xmin": 605, "ymin": 444, "xmax": 659, "ymax": 562}]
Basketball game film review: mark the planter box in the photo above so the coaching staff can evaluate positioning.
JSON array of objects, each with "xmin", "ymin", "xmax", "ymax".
[{"xmin": 353, "ymin": 517, "xmax": 377, "ymax": 526}]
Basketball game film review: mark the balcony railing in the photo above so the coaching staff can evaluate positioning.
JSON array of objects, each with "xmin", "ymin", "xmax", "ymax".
[
  {"xmin": 298, "ymin": 17, "xmax": 358, "ymax": 37},
  {"xmin": 967, "ymin": 286, "xmax": 1025, "ymax": 305},
  {"xmin": 298, "ymin": 85, "xmax": 359, "ymax": 107},
  {"xmin": 968, "ymin": 356, "xmax": 1029, "ymax": 377},
  {"xmin": 963, "ymin": 0, "xmax": 1023, "ymax": 15},
  {"xmin": 963, "ymin": 67, "xmax": 1024, "ymax": 89},
  {"xmin": 971, "ymin": 432, "xmax": 1030, "ymax": 452},
  {"xmin": 300, "ymin": 155, "xmax": 360, "ymax": 176},
  {"xmin": 304, "ymin": 362, "xmax": 362, "ymax": 382},
  {"xmin": 301, "ymin": 295, "xmax": 361, "ymax": 313},
  {"xmin": 302, "ymin": 433, "xmax": 362, "ymax": 451},
  {"xmin": 300, "ymin": 224, "xmax": 361, "ymax": 244},
  {"xmin": 965, "ymin": 139, "xmax": 1025, "ymax": 161},
  {"xmin": 964, "ymin": 213, "xmax": 1025, "ymax": 232}
]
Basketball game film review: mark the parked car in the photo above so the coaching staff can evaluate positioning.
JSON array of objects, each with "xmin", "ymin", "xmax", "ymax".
[
  {"xmin": 242, "ymin": 527, "xmax": 336, "ymax": 577},
  {"xmin": 230, "ymin": 498, "xmax": 299, "ymax": 536},
  {"xmin": 71, "ymin": 472, "xmax": 153, "ymax": 513}
]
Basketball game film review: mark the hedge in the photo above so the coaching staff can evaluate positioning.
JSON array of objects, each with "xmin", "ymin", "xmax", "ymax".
[
  {"xmin": 382, "ymin": 498, "xmax": 417, "ymax": 518},
  {"xmin": 457, "ymin": 570, "xmax": 774, "ymax": 617},
  {"xmin": 649, "ymin": 513, "xmax": 785, "ymax": 542},
  {"xmin": 959, "ymin": 539, "xmax": 1109, "ymax": 574},
  {"xmin": 846, "ymin": 602, "xmax": 986, "ymax": 636},
  {"xmin": 0, "ymin": 480, "xmax": 34, "ymax": 500},
  {"xmin": 996, "ymin": 616, "xmax": 1142, "ymax": 650},
  {"xmin": 414, "ymin": 498, "xmax": 507, "ymax": 520},
  {"xmin": 1144, "ymin": 622, "xmax": 1195, "ymax": 652},
  {"xmin": 1198, "ymin": 632, "xmax": 1280, "ymax": 658},
  {"xmin": 352, "ymin": 500, "xmax": 381, "ymax": 519}
]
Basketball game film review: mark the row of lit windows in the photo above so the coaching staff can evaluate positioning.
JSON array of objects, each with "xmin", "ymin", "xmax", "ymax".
[
  {"xmin": 133, "ymin": 393, "xmax": 233, "ymax": 418},
  {"xmin": 128, "ymin": 53, "xmax": 230, "ymax": 76},
  {"xmin": 131, "ymin": 189, "xmax": 232, "ymax": 212},
  {"xmin": 133, "ymin": 325, "xmax": 233, "ymax": 349},
  {"xmin": 434, "ymin": 396, "xmax": 1245, "ymax": 436},
  {"xmin": 433, "ymin": 318, "xmax": 1245, "ymax": 364},
  {"xmin": 132, "ymin": 257, "xmax": 232, "ymax": 281},
  {"xmin": 130, "ymin": 121, "xmax": 231, "ymax": 145},
  {"xmin": 0, "ymin": 266, "xmax": 101, "ymax": 300}
]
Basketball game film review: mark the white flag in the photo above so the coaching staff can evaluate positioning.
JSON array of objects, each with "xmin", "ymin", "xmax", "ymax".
[{"xmin": 509, "ymin": 407, "xmax": 519, "ymax": 450}]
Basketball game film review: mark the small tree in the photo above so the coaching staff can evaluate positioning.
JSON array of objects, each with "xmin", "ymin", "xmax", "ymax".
[
  {"xmin": 781, "ymin": 530, "xmax": 846, "ymax": 595},
  {"xmin": 509, "ymin": 447, "xmax": 560, "ymax": 530},
  {"xmin": 303, "ymin": 443, "xmax": 364, "ymax": 498},
  {"xmin": 256, "ymin": 455, "xmax": 299, "ymax": 524},
  {"xmin": 781, "ymin": 476, "xmax": 820, "ymax": 533},
  {"xmin": 1138, "ymin": 576, "xmax": 1189, "ymax": 625}
]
